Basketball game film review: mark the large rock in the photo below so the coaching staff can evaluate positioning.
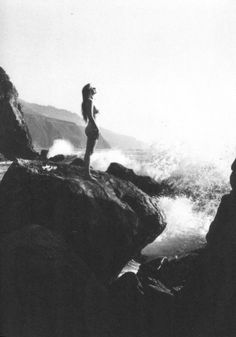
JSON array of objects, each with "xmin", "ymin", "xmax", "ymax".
[
  {"xmin": 204, "ymin": 192, "xmax": 236, "ymax": 336},
  {"xmin": 206, "ymin": 157, "xmax": 236, "ymax": 255},
  {"xmin": 0, "ymin": 67, "xmax": 38, "ymax": 159},
  {"xmin": 0, "ymin": 224, "xmax": 112, "ymax": 337},
  {"xmin": 107, "ymin": 162, "xmax": 168, "ymax": 196},
  {"xmin": 0, "ymin": 159, "xmax": 166, "ymax": 283},
  {"xmin": 137, "ymin": 251, "xmax": 202, "ymax": 291}
]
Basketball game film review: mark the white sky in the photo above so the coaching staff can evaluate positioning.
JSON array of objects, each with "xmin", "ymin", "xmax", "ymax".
[{"xmin": 1, "ymin": 0, "xmax": 236, "ymax": 154}]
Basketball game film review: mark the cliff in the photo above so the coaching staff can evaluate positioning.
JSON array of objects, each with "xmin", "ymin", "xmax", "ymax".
[
  {"xmin": 0, "ymin": 68, "xmax": 38, "ymax": 159},
  {"xmin": 24, "ymin": 112, "xmax": 110, "ymax": 150},
  {"xmin": 20, "ymin": 99, "xmax": 145, "ymax": 150}
]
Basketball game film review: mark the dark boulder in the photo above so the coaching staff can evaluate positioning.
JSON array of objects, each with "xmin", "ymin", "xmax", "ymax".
[
  {"xmin": 107, "ymin": 162, "xmax": 166, "ymax": 196},
  {"xmin": 206, "ymin": 193, "xmax": 236, "ymax": 251},
  {"xmin": 71, "ymin": 157, "xmax": 85, "ymax": 167},
  {"xmin": 48, "ymin": 154, "xmax": 65, "ymax": 162},
  {"xmin": 206, "ymin": 157, "xmax": 236, "ymax": 253},
  {"xmin": 0, "ymin": 67, "xmax": 38, "ymax": 160},
  {"xmin": 138, "ymin": 251, "xmax": 202, "ymax": 290},
  {"xmin": 40, "ymin": 149, "xmax": 49, "ymax": 160},
  {"xmin": 0, "ymin": 159, "xmax": 166, "ymax": 283},
  {"xmin": 0, "ymin": 224, "xmax": 113, "ymax": 337},
  {"xmin": 204, "ymin": 191, "xmax": 236, "ymax": 336}
]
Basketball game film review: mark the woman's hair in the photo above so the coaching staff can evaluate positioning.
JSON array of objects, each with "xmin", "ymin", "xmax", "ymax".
[{"xmin": 81, "ymin": 83, "xmax": 91, "ymax": 122}]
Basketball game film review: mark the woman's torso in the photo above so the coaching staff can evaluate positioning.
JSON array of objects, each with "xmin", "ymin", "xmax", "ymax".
[{"xmin": 84, "ymin": 100, "xmax": 99, "ymax": 139}]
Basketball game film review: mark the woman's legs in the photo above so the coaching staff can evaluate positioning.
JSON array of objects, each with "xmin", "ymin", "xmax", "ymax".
[{"xmin": 84, "ymin": 136, "xmax": 97, "ymax": 178}]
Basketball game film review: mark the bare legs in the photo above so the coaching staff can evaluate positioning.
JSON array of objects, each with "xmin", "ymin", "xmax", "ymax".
[{"xmin": 84, "ymin": 136, "xmax": 97, "ymax": 179}]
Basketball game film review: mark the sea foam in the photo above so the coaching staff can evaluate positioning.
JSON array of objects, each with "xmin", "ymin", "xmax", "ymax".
[{"xmin": 48, "ymin": 139, "xmax": 233, "ymax": 257}]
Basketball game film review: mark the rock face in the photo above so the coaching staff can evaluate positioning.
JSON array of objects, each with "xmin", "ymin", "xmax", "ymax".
[
  {"xmin": 206, "ymin": 158, "xmax": 236, "ymax": 250},
  {"xmin": 0, "ymin": 159, "xmax": 166, "ymax": 283},
  {"xmin": 202, "ymin": 160, "xmax": 236, "ymax": 337},
  {"xmin": 0, "ymin": 67, "xmax": 38, "ymax": 159}
]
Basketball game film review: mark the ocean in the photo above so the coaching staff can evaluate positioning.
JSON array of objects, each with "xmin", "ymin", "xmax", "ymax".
[{"xmin": 91, "ymin": 145, "xmax": 232, "ymax": 261}]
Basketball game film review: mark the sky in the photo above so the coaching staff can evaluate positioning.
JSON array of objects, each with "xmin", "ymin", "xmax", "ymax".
[{"xmin": 1, "ymin": 0, "xmax": 236, "ymax": 155}]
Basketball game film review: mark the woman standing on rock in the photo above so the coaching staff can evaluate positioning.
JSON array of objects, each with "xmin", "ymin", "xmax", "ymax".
[{"xmin": 81, "ymin": 83, "xmax": 99, "ymax": 179}]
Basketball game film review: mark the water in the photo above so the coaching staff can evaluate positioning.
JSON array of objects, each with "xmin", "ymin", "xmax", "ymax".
[{"xmin": 90, "ymin": 145, "xmax": 232, "ymax": 259}]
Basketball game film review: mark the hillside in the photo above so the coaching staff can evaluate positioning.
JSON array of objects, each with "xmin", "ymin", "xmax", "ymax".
[
  {"xmin": 20, "ymin": 100, "xmax": 83, "ymax": 126},
  {"xmin": 21, "ymin": 102, "xmax": 110, "ymax": 150},
  {"xmin": 20, "ymin": 100, "xmax": 145, "ymax": 150},
  {"xmin": 101, "ymin": 128, "xmax": 146, "ymax": 150}
]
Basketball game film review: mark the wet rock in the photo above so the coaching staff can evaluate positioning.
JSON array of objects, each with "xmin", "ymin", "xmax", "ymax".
[
  {"xmin": 207, "ymin": 160, "xmax": 236, "ymax": 253},
  {"xmin": 107, "ymin": 162, "xmax": 165, "ymax": 196},
  {"xmin": 0, "ymin": 67, "xmax": 38, "ymax": 159},
  {"xmin": 48, "ymin": 154, "xmax": 65, "ymax": 162},
  {"xmin": 40, "ymin": 149, "xmax": 48, "ymax": 160},
  {"xmin": 71, "ymin": 157, "xmax": 85, "ymax": 167},
  {"xmin": 204, "ymin": 191, "xmax": 236, "ymax": 336},
  {"xmin": 138, "ymin": 251, "xmax": 202, "ymax": 290},
  {"xmin": 0, "ymin": 159, "xmax": 166, "ymax": 283}
]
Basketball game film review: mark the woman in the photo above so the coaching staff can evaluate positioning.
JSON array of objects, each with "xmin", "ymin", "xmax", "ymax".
[{"xmin": 81, "ymin": 83, "xmax": 99, "ymax": 179}]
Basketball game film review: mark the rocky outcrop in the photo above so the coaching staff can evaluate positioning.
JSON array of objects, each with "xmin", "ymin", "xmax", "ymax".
[
  {"xmin": 0, "ymin": 67, "xmax": 38, "ymax": 159},
  {"xmin": 107, "ymin": 162, "xmax": 168, "ymax": 196},
  {"xmin": 199, "ymin": 159, "xmax": 236, "ymax": 337},
  {"xmin": 0, "ymin": 158, "xmax": 167, "ymax": 336},
  {"xmin": 206, "ymin": 158, "xmax": 236, "ymax": 250},
  {"xmin": 0, "ymin": 159, "xmax": 166, "ymax": 283}
]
